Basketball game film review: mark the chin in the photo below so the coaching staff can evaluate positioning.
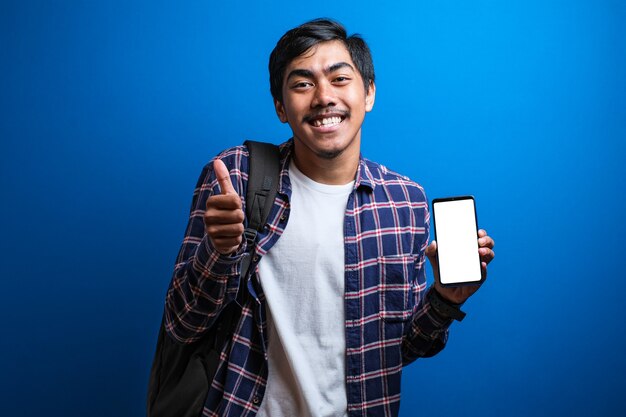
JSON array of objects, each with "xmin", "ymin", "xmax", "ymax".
[
  {"xmin": 316, "ymin": 148, "xmax": 344, "ymax": 160},
  {"xmin": 311, "ymin": 137, "xmax": 352, "ymax": 160}
]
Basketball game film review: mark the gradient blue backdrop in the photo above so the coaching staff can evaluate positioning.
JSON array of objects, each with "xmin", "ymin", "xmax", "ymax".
[{"xmin": 2, "ymin": 1, "xmax": 625, "ymax": 416}]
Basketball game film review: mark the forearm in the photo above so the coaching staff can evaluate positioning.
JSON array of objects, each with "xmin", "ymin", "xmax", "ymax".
[
  {"xmin": 402, "ymin": 208, "xmax": 452, "ymax": 362},
  {"xmin": 401, "ymin": 286, "xmax": 453, "ymax": 363},
  {"xmin": 163, "ymin": 157, "xmax": 246, "ymax": 343},
  {"xmin": 164, "ymin": 233, "xmax": 244, "ymax": 343}
]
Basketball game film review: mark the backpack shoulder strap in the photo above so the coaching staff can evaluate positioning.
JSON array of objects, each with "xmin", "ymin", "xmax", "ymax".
[{"xmin": 241, "ymin": 140, "xmax": 280, "ymax": 277}]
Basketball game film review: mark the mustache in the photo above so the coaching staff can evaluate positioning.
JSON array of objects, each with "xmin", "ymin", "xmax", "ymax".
[{"xmin": 302, "ymin": 108, "xmax": 350, "ymax": 124}]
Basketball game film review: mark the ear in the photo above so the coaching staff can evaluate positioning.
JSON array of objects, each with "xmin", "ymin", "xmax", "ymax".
[
  {"xmin": 365, "ymin": 80, "xmax": 376, "ymax": 112},
  {"xmin": 274, "ymin": 99, "xmax": 288, "ymax": 123}
]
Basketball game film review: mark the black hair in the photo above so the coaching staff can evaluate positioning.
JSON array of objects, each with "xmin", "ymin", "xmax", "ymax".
[{"xmin": 269, "ymin": 18, "xmax": 375, "ymax": 103}]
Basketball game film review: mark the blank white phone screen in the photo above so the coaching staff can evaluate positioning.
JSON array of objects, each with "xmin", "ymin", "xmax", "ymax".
[{"xmin": 433, "ymin": 198, "xmax": 482, "ymax": 285}]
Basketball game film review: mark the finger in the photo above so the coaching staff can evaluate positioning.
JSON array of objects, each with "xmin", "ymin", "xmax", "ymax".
[
  {"xmin": 425, "ymin": 240, "xmax": 437, "ymax": 258},
  {"xmin": 205, "ymin": 210, "xmax": 245, "ymax": 227},
  {"xmin": 212, "ymin": 237, "xmax": 243, "ymax": 255},
  {"xmin": 478, "ymin": 235, "xmax": 495, "ymax": 249},
  {"xmin": 205, "ymin": 223, "xmax": 245, "ymax": 238},
  {"xmin": 478, "ymin": 229, "xmax": 487, "ymax": 238},
  {"xmin": 213, "ymin": 159, "xmax": 236, "ymax": 195},
  {"xmin": 479, "ymin": 247, "xmax": 495, "ymax": 263},
  {"xmin": 206, "ymin": 194, "xmax": 243, "ymax": 211}
]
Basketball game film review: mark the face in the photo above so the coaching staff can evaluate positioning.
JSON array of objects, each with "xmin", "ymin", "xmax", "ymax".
[{"xmin": 274, "ymin": 40, "xmax": 376, "ymax": 165}]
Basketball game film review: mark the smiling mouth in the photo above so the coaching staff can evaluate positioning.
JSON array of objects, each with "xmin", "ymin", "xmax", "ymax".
[
  {"xmin": 310, "ymin": 116, "xmax": 344, "ymax": 128},
  {"xmin": 304, "ymin": 109, "xmax": 349, "ymax": 129}
]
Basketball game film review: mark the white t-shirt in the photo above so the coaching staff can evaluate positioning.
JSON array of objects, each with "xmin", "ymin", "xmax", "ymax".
[{"xmin": 256, "ymin": 161, "xmax": 354, "ymax": 417}]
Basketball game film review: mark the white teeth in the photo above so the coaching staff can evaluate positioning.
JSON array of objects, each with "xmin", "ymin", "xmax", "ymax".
[{"xmin": 313, "ymin": 116, "xmax": 342, "ymax": 127}]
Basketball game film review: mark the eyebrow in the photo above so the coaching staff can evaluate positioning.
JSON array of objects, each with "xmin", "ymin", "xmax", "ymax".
[
  {"xmin": 285, "ymin": 61, "xmax": 355, "ymax": 83},
  {"xmin": 327, "ymin": 62, "xmax": 354, "ymax": 73}
]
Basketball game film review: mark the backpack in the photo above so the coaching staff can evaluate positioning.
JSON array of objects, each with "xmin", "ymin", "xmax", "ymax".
[{"xmin": 146, "ymin": 140, "xmax": 281, "ymax": 417}]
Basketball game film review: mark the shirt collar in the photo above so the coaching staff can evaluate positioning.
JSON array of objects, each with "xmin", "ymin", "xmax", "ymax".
[
  {"xmin": 277, "ymin": 139, "xmax": 376, "ymax": 195},
  {"xmin": 354, "ymin": 157, "xmax": 375, "ymax": 191}
]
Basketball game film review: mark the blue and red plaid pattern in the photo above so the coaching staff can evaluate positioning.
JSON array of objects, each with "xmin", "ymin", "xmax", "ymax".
[{"xmin": 164, "ymin": 139, "xmax": 452, "ymax": 417}]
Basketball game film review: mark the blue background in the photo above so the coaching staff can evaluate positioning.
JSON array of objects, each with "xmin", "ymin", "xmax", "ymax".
[{"xmin": 2, "ymin": 0, "xmax": 625, "ymax": 416}]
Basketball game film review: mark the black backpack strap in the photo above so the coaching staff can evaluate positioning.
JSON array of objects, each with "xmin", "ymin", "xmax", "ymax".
[
  {"xmin": 217, "ymin": 140, "xmax": 280, "ymax": 365},
  {"xmin": 239, "ymin": 140, "xmax": 281, "ymax": 281}
]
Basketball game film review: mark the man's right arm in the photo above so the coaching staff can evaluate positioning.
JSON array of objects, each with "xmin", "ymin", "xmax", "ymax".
[{"xmin": 164, "ymin": 157, "xmax": 246, "ymax": 344}]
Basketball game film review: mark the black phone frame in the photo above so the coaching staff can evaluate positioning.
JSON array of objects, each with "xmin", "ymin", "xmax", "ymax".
[{"xmin": 431, "ymin": 195, "xmax": 484, "ymax": 287}]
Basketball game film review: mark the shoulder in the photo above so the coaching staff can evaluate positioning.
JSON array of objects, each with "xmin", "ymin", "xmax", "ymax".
[
  {"xmin": 198, "ymin": 140, "xmax": 291, "ymax": 197},
  {"xmin": 360, "ymin": 158, "xmax": 428, "ymax": 204},
  {"xmin": 211, "ymin": 140, "xmax": 291, "ymax": 172},
  {"xmin": 213, "ymin": 144, "xmax": 249, "ymax": 171}
]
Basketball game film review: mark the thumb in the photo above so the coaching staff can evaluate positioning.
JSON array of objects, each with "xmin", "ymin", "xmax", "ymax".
[
  {"xmin": 213, "ymin": 159, "xmax": 236, "ymax": 195},
  {"xmin": 425, "ymin": 240, "xmax": 437, "ymax": 259},
  {"xmin": 426, "ymin": 240, "xmax": 441, "ymax": 285}
]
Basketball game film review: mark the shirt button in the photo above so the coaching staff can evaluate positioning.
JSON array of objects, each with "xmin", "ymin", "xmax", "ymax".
[
  {"xmin": 280, "ymin": 214, "xmax": 287, "ymax": 222},
  {"xmin": 252, "ymin": 255, "xmax": 259, "ymax": 263},
  {"xmin": 252, "ymin": 396, "xmax": 260, "ymax": 404}
]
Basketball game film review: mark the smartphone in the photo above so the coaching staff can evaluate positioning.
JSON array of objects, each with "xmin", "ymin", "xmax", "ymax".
[{"xmin": 431, "ymin": 196, "xmax": 483, "ymax": 287}]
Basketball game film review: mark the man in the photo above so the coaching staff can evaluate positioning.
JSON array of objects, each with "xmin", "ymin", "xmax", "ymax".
[{"xmin": 164, "ymin": 18, "xmax": 495, "ymax": 417}]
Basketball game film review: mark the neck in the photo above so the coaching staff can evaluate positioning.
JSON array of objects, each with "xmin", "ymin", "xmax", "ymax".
[{"xmin": 291, "ymin": 141, "xmax": 360, "ymax": 185}]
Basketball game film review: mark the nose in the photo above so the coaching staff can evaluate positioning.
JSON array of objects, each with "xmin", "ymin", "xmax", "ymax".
[{"xmin": 311, "ymin": 80, "xmax": 336, "ymax": 108}]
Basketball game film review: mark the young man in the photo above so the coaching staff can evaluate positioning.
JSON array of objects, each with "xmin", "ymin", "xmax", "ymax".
[{"xmin": 164, "ymin": 19, "xmax": 495, "ymax": 417}]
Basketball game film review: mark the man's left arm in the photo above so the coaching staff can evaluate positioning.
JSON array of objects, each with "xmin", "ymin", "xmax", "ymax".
[{"xmin": 401, "ymin": 229, "xmax": 495, "ymax": 364}]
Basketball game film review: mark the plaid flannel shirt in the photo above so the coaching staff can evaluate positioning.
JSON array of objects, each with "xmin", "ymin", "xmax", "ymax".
[{"xmin": 165, "ymin": 139, "xmax": 452, "ymax": 417}]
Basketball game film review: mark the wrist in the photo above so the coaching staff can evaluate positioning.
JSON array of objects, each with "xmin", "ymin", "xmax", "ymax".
[
  {"xmin": 434, "ymin": 283, "xmax": 469, "ymax": 304},
  {"xmin": 427, "ymin": 287, "xmax": 466, "ymax": 322}
]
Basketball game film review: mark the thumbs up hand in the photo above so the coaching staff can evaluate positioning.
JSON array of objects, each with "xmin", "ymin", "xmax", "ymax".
[{"xmin": 204, "ymin": 159, "xmax": 245, "ymax": 255}]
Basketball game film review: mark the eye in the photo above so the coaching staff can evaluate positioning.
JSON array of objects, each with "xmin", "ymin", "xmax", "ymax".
[
  {"xmin": 291, "ymin": 81, "xmax": 313, "ymax": 90},
  {"xmin": 333, "ymin": 76, "xmax": 351, "ymax": 84}
]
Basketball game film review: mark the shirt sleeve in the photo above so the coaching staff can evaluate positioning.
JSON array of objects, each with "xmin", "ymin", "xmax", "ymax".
[
  {"xmin": 164, "ymin": 157, "xmax": 246, "ymax": 344},
  {"xmin": 401, "ymin": 196, "xmax": 453, "ymax": 364}
]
